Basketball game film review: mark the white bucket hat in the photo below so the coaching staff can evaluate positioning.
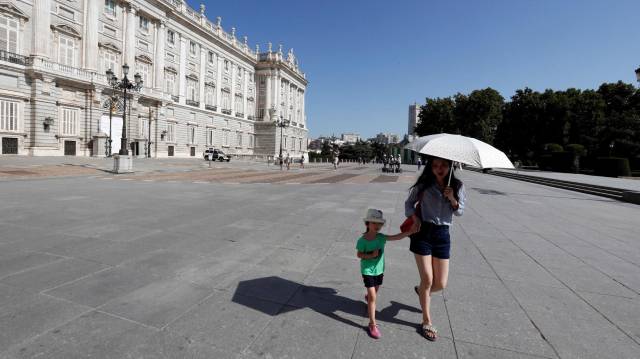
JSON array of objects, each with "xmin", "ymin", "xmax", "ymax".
[{"xmin": 363, "ymin": 208, "xmax": 386, "ymax": 224}]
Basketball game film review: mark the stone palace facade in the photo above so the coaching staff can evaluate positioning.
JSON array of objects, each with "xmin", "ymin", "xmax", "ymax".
[{"xmin": 0, "ymin": 0, "xmax": 308, "ymax": 158}]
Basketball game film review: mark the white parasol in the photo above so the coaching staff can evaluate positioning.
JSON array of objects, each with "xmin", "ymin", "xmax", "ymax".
[{"xmin": 406, "ymin": 133, "xmax": 514, "ymax": 185}]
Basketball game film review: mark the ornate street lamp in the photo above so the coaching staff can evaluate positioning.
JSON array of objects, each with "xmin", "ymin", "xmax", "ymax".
[
  {"xmin": 106, "ymin": 64, "xmax": 143, "ymax": 155},
  {"xmin": 275, "ymin": 113, "xmax": 290, "ymax": 170},
  {"xmin": 635, "ymin": 66, "xmax": 640, "ymax": 83}
]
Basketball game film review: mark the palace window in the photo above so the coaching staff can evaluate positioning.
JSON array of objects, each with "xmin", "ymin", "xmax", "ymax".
[
  {"xmin": 0, "ymin": 15, "xmax": 18, "ymax": 53},
  {"xmin": 207, "ymin": 128, "xmax": 214, "ymax": 146},
  {"xmin": 139, "ymin": 118, "xmax": 149, "ymax": 138},
  {"xmin": 248, "ymin": 134, "xmax": 254, "ymax": 148},
  {"xmin": 102, "ymin": 50, "xmax": 118, "ymax": 74},
  {"xmin": 188, "ymin": 125, "xmax": 196, "ymax": 144},
  {"xmin": 58, "ymin": 35, "xmax": 75, "ymax": 66},
  {"xmin": 236, "ymin": 132, "xmax": 242, "ymax": 147},
  {"xmin": 60, "ymin": 107, "xmax": 78, "ymax": 136},
  {"xmin": 234, "ymin": 95, "xmax": 243, "ymax": 114},
  {"xmin": 247, "ymin": 100, "xmax": 255, "ymax": 117},
  {"xmin": 205, "ymin": 85, "xmax": 215, "ymax": 106},
  {"xmin": 139, "ymin": 16, "xmax": 149, "ymax": 33},
  {"xmin": 224, "ymin": 60, "xmax": 229, "ymax": 73},
  {"xmin": 0, "ymin": 99, "xmax": 18, "ymax": 132},
  {"xmin": 189, "ymin": 41, "xmax": 197, "ymax": 56},
  {"xmin": 136, "ymin": 61, "xmax": 151, "ymax": 85},
  {"xmin": 166, "ymin": 123, "xmax": 175, "ymax": 142},
  {"xmin": 167, "ymin": 30, "xmax": 175, "ymax": 45},
  {"xmin": 208, "ymin": 51, "xmax": 215, "ymax": 64},
  {"xmin": 222, "ymin": 129, "xmax": 229, "ymax": 147},
  {"xmin": 165, "ymin": 71, "xmax": 176, "ymax": 95},
  {"xmin": 104, "ymin": 0, "xmax": 116, "ymax": 16},
  {"xmin": 187, "ymin": 77, "xmax": 198, "ymax": 102},
  {"xmin": 221, "ymin": 91, "xmax": 231, "ymax": 110}
]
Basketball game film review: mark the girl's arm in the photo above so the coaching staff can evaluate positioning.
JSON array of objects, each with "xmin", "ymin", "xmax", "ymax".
[
  {"xmin": 356, "ymin": 249, "xmax": 379, "ymax": 259},
  {"xmin": 386, "ymin": 222, "xmax": 420, "ymax": 241}
]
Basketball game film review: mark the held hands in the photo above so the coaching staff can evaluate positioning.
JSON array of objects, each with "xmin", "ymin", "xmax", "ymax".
[{"xmin": 369, "ymin": 249, "xmax": 380, "ymax": 259}]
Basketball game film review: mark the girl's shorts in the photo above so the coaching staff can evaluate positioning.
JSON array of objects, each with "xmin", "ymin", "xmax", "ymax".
[
  {"xmin": 362, "ymin": 274, "xmax": 384, "ymax": 288},
  {"xmin": 409, "ymin": 223, "xmax": 451, "ymax": 259}
]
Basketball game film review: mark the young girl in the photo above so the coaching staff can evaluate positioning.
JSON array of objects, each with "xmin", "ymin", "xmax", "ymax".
[
  {"xmin": 405, "ymin": 156, "xmax": 466, "ymax": 341},
  {"xmin": 356, "ymin": 208, "xmax": 418, "ymax": 339}
]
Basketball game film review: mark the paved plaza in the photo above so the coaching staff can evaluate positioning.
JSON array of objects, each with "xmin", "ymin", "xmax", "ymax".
[{"xmin": 0, "ymin": 159, "xmax": 639, "ymax": 358}]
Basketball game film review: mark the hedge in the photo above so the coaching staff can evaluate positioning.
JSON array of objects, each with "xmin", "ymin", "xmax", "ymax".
[{"xmin": 594, "ymin": 157, "xmax": 631, "ymax": 177}]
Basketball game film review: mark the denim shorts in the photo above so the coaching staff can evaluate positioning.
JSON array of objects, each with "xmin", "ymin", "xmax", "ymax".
[{"xmin": 409, "ymin": 223, "xmax": 451, "ymax": 259}]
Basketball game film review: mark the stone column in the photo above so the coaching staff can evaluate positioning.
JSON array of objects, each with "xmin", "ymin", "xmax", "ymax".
[
  {"xmin": 230, "ymin": 62, "xmax": 236, "ymax": 115},
  {"xmin": 84, "ymin": 0, "xmax": 99, "ymax": 71},
  {"xmin": 124, "ymin": 5, "xmax": 137, "ymax": 69},
  {"xmin": 199, "ymin": 45, "xmax": 206, "ymax": 109},
  {"xmin": 178, "ymin": 35, "xmax": 187, "ymax": 105},
  {"xmin": 242, "ymin": 68, "xmax": 248, "ymax": 116},
  {"xmin": 301, "ymin": 90, "xmax": 306, "ymax": 124},
  {"xmin": 215, "ymin": 57, "xmax": 222, "ymax": 109},
  {"xmin": 154, "ymin": 21, "xmax": 165, "ymax": 91},
  {"xmin": 31, "ymin": 0, "xmax": 51, "ymax": 58},
  {"xmin": 274, "ymin": 71, "xmax": 281, "ymax": 118},
  {"xmin": 264, "ymin": 72, "xmax": 271, "ymax": 121}
]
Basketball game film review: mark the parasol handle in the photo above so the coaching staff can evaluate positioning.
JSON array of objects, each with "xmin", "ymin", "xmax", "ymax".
[{"xmin": 447, "ymin": 162, "xmax": 454, "ymax": 187}]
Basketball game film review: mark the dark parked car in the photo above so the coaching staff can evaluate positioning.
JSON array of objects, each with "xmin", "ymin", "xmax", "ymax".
[{"xmin": 203, "ymin": 148, "xmax": 230, "ymax": 162}]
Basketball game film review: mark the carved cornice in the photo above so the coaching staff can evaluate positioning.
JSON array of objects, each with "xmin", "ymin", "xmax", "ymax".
[
  {"xmin": 98, "ymin": 41, "xmax": 121, "ymax": 53},
  {"xmin": 51, "ymin": 23, "xmax": 82, "ymax": 38},
  {"xmin": 0, "ymin": 1, "xmax": 29, "ymax": 20},
  {"xmin": 135, "ymin": 54, "xmax": 153, "ymax": 64}
]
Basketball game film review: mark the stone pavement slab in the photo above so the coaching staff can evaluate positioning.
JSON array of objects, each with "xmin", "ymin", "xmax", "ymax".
[{"xmin": 0, "ymin": 164, "xmax": 639, "ymax": 358}]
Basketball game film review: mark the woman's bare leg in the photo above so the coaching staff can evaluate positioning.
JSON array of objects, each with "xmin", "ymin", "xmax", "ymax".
[
  {"xmin": 414, "ymin": 254, "xmax": 434, "ymax": 325},
  {"xmin": 430, "ymin": 258, "xmax": 450, "ymax": 293}
]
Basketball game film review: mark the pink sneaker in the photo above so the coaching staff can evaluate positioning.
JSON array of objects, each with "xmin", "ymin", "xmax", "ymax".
[{"xmin": 368, "ymin": 323, "xmax": 381, "ymax": 339}]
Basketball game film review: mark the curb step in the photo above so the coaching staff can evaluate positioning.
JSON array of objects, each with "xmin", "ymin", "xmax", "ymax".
[{"xmin": 467, "ymin": 168, "xmax": 639, "ymax": 204}]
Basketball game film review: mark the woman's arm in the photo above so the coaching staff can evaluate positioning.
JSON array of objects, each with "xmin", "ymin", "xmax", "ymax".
[{"xmin": 404, "ymin": 187, "xmax": 420, "ymax": 218}]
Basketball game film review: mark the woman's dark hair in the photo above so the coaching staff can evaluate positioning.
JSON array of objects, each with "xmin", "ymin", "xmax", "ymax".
[{"xmin": 411, "ymin": 156, "xmax": 463, "ymax": 200}]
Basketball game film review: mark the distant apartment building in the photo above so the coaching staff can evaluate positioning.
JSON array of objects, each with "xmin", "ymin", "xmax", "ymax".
[
  {"xmin": 341, "ymin": 133, "xmax": 360, "ymax": 144},
  {"xmin": 408, "ymin": 103, "xmax": 419, "ymax": 136},
  {"xmin": 374, "ymin": 132, "xmax": 399, "ymax": 145}
]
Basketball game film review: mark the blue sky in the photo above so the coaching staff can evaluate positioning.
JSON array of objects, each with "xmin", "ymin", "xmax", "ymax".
[{"xmin": 192, "ymin": 0, "xmax": 640, "ymax": 139}]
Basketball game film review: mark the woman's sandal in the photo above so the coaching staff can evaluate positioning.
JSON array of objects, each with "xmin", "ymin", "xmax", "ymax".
[{"xmin": 422, "ymin": 324, "xmax": 438, "ymax": 341}]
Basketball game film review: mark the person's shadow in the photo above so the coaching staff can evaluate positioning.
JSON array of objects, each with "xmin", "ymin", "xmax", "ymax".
[{"xmin": 232, "ymin": 276, "xmax": 421, "ymax": 332}]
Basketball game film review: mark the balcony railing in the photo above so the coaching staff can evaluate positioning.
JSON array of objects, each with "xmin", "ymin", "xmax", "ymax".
[
  {"xmin": 171, "ymin": 95, "xmax": 179, "ymax": 102},
  {"xmin": 186, "ymin": 99, "xmax": 200, "ymax": 107},
  {"xmin": 205, "ymin": 104, "xmax": 217, "ymax": 111},
  {"xmin": 29, "ymin": 57, "xmax": 106, "ymax": 84},
  {"xmin": 221, "ymin": 109, "xmax": 232, "ymax": 115},
  {"xmin": 235, "ymin": 113, "xmax": 244, "ymax": 118},
  {"xmin": 0, "ymin": 50, "xmax": 29, "ymax": 66},
  {"xmin": 247, "ymin": 115, "xmax": 255, "ymax": 121}
]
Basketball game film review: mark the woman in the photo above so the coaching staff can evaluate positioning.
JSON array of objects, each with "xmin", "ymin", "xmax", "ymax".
[{"xmin": 404, "ymin": 156, "xmax": 465, "ymax": 341}]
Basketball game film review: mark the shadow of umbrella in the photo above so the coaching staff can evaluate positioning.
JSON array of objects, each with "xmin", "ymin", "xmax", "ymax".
[{"xmin": 232, "ymin": 276, "xmax": 421, "ymax": 332}]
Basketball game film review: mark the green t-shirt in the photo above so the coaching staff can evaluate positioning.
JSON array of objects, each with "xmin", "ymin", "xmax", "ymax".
[{"xmin": 356, "ymin": 233, "xmax": 387, "ymax": 276}]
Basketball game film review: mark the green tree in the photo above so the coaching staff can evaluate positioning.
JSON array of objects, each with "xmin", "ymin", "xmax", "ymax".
[
  {"xmin": 415, "ymin": 97, "xmax": 457, "ymax": 136},
  {"xmin": 454, "ymin": 88, "xmax": 504, "ymax": 144}
]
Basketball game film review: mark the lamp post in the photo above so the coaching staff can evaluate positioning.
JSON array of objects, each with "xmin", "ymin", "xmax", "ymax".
[
  {"xmin": 105, "ymin": 95, "xmax": 117, "ymax": 157},
  {"xmin": 275, "ymin": 114, "xmax": 290, "ymax": 170},
  {"xmin": 635, "ymin": 66, "xmax": 640, "ymax": 84},
  {"xmin": 106, "ymin": 64, "xmax": 143, "ymax": 155}
]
